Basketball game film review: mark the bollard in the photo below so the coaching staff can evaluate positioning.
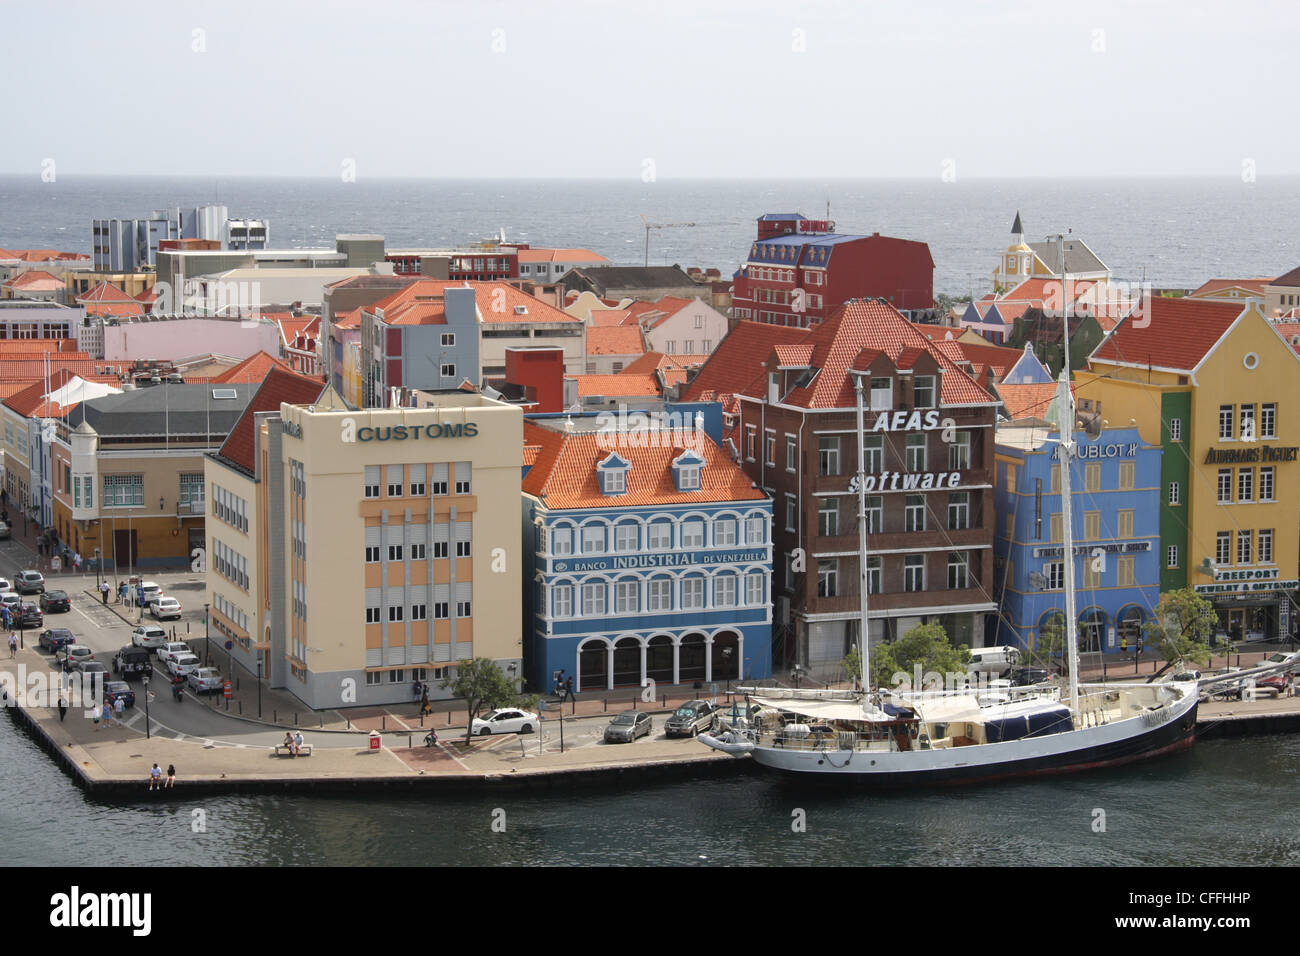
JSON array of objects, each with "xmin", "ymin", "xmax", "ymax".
[
  {"xmin": 382, "ymin": 716, "xmax": 386, "ymax": 731},
  {"xmin": 347, "ymin": 718, "xmax": 351, "ymax": 730},
  {"xmin": 239, "ymin": 701, "xmax": 242, "ymax": 715},
  {"xmin": 236, "ymin": 678, "xmax": 240, "ymax": 690},
  {"xmin": 295, "ymin": 712, "xmax": 298, "ymax": 725},
  {"xmin": 274, "ymin": 710, "xmax": 277, "ymax": 723},
  {"xmin": 603, "ymin": 698, "xmax": 607, "ymax": 712},
  {"xmin": 319, "ymin": 717, "xmax": 323, "ymax": 728},
  {"xmin": 419, "ymin": 714, "xmax": 424, "ymax": 727}
]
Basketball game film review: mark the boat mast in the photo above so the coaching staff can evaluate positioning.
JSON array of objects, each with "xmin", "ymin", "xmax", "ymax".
[
  {"xmin": 854, "ymin": 374, "xmax": 871, "ymax": 694},
  {"xmin": 1054, "ymin": 236, "xmax": 1081, "ymax": 715}
]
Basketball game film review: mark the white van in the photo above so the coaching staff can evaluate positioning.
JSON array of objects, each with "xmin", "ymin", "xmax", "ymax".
[{"xmin": 968, "ymin": 645, "xmax": 1021, "ymax": 676}]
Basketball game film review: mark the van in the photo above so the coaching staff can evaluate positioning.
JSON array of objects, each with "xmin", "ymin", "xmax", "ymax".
[{"xmin": 968, "ymin": 645, "xmax": 1021, "ymax": 676}]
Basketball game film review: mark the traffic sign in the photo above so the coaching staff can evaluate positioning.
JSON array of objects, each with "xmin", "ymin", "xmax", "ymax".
[
  {"xmin": 51, "ymin": 556, "xmax": 61, "ymax": 571},
  {"xmin": 224, "ymin": 640, "xmax": 233, "ymax": 651}
]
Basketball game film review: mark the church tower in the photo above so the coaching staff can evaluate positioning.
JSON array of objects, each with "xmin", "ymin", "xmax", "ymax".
[{"xmin": 993, "ymin": 210, "xmax": 1034, "ymax": 293}]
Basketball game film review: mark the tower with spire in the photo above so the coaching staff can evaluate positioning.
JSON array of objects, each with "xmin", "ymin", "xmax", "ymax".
[{"xmin": 992, "ymin": 210, "xmax": 1034, "ymax": 293}]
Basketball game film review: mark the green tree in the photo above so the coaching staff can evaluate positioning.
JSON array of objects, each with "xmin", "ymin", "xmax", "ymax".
[
  {"xmin": 1141, "ymin": 588, "xmax": 1215, "ymax": 680},
  {"xmin": 870, "ymin": 623, "xmax": 970, "ymax": 691},
  {"xmin": 1035, "ymin": 614, "xmax": 1066, "ymax": 673},
  {"xmin": 841, "ymin": 646, "xmax": 862, "ymax": 689},
  {"xmin": 441, "ymin": 658, "xmax": 527, "ymax": 744}
]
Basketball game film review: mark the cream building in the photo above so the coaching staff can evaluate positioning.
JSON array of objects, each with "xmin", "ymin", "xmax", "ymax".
[{"xmin": 206, "ymin": 380, "xmax": 523, "ymax": 711}]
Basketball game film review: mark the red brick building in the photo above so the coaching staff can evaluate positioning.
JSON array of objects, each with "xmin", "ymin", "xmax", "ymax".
[
  {"xmin": 730, "ymin": 214, "xmax": 935, "ymax": 328},
  {"xmin": 689, "ymin": 301, "xmax": 997, "ymax": 676}
]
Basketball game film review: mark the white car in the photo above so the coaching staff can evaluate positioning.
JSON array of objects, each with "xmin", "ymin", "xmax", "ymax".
[
  {"xmin": 150, "ymin": 597, "xmax": 183, "ymax": 621},
  {"xmin": 167, "ymin": 654, "xmax": 201, "ymax": 679},
  {"xmin": 0, "ymin": 592, "xmax": 20, "ymax": 615},
  {"xmin": 136, "ymin": 581, "xmax": 163, "ymax": 605},
  {"xmin": 0, "ymin": 577, "xmax": 11, "ymax": 593},
  {"xmin": 470, "ymin": 708, "xmax": 539, "ymax": 736},
  {"xmin": 131, "ymin": 625, "xmax": 169, "ymax": 650},
  {"xmin": 157, "ymin": 642, "xmax": 193, "ymax": 666}
]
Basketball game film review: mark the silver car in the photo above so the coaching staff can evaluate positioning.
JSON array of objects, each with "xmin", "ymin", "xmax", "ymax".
[
  {"xmin": 167, "ymin": 654, "xmax": 202, "ymax": 679},
  {"xmin": 664, "ymin": 700, "xmax": 719, "ymax": 737},
  {"xmin": 604, "ymin": 711, "xmax": 652, "ymax": 744},
  {"xmin": 187, "ymin": 667, "xmax": 223, "ymax": 694}
]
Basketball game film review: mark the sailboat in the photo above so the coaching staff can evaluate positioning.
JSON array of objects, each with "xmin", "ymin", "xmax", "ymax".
[{"xmin": 700, "ymin": 254, "xmax": 1213, "ymax": 787}]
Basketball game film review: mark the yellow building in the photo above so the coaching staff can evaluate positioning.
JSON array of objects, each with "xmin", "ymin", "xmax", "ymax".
[
  {"xmin": 206, "ymin": 375, "xmax": 523, "ymax": 710},
  {"xmin": 1077, "ymin": 296, "xmax": 1300, "ymax": 640}
]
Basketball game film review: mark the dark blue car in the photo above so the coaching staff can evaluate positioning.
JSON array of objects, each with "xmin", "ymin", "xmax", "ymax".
[{"xmin": 39, "ymin": 628, "xmax": 75, "ymax": 652}]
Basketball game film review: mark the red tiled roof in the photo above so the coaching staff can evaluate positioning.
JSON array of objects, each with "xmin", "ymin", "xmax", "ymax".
[
  {"xmin": 366, "ymin": 280, "xmax": 577, "ymax": 327},
  {"xmin": 521, "ymin": 421, "xmax": 765, "ymax": 510},
  {"xmin": 523, "ymin": 444, "xmax": 542, "ymax": 466},
  {"xmin": 276, "ymin": 315, "xmax": 320, "ymax": 347},
  {"xmin": 1089, "ymin": 297, "xmax": 1245, "ymax": 372},
  {"xmin": 996, "ymin": 382, "xmax": 1074, "ymax": 422},
  {"xmin": 773, "ymin": 344, "xmax": 815, "ymax": 367},
  {"xmin": 76, "ymin": 281, "xmax": 134, "ymax": 304},
  {"xmin": 1188, "ymin": 278, "xmax": 1273, "ymax": 299},
  {"xmin": 0, "ymin": 249, "xmax": 88, "ymax": 262},
  {"xmin": 0, "ymin": 339, "xmax": 82, "ymax": 354},
  {"xmin": 934, "ymin": 339, "xmax": 1024, "ymax": 377},
  {"xmin": 568, "ymin": 373, "xmax": 661, "ymax": 398},
  {"xmin": 3, "ymin": 270, "xmax": 64, "ymax": 292},
  {"xmin": 332, "ymin": 307, "xmax": 363, "ymax": 330},
  {"xmin": 0, "ymin": 357, "xmax": 104, "ymax": 380},
  {"xmin": 517, "ymin": 248, "xmax": 608, "ymax": 263},
  {"xmin": 1271, "ymin": 266, "xmax": 1300, "ymax": 287},
  {"xmin": 585, "ymin": 326, "xmax": 645, "ymax": 356},
  {"xmin": 680, "ymin": 320, "xmax": 809, "ymax": 406},
  {"xmin": 589, "ymin": 309, "xmax": 632, "ymax": 327},
  {"xmin": 135, "ymin": 287, "xmax": 160, "ymax": 304},
  {"xmin": 2, "ymin": 369, "xmax": 120, "ymax": 419},
  {"xmin": 217, "ymin": 368, "xmax": 326, "ymax": 474},
  {"xmin": 212, "ymin": 351, "xmax": 296, "ymax": 384},
  {"xmin": 84, "ymin": 302, "xmax": 145, "ymax": 318}
]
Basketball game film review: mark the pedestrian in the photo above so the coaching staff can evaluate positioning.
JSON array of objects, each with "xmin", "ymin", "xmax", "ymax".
[
  {"xmin": 100, "ymin": 581, "xmax": 109, "ymax": 605},
  {"xmin": 118, "ymin": 582, "xmax": 127, "ymax": 604},
  {"xmin": 1, "ymin": 606, "xmax": 9, "ymax": 629},
  {"xmin": 563, "ymin": 677, "xmax": 576, "ymax": 703},
  {"xmin": 165, "ymin": 764, "xmax": 175, "ymax": 789},
  {"xmin": 58, "ymin": 695, "xmax": 67, "ymax": 722},
  {"xmin": 113, "ymin": 695, "xmax": 125, "ymax": 723},
  {"xmin": 149, "ymin": 763, "xmax": 161, "ymax": 791},
  {"xmin": 73, "ymin": 552, "xmax": 82, "ymax": 573},
  {"xmin": 8, "ymin": 631, "xmax": 16, "ymax": 658},
  {"xmin": 92, "ymin": 704, "xmax": 102, "ymax": 730}
]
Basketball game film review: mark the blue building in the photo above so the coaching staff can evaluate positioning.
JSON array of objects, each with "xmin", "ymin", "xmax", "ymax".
[
  {"xmin": 521, "ymin": 414, "xmax": 773, "ymax": 693},
  {"xmin": 994, "ymin": 426, "xmax": 1162, "ymax": 655}
]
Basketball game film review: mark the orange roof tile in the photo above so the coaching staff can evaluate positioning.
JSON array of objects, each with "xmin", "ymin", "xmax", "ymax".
[
  {"xmin": 1188, "ymin": 278, "xmax": 1273, "ymax": 299},
  {"xmin": 568, "ymin": 374, "xmax": 661, "ymax": 398},
  {"xmin": 0, "ymin": 357, "xmax": 105, "ymax": 380},
  {"xmin": 366, "ymin": 280, "xmax": 578, "ymax": 327},
  {"xmin": 0, "ymin": 339, "xmax": 82, "ymax": 354},
  {"xmin": 680, "ymin": 321, "xmax": 810, "ymax": 406},
  {"xmin": 589, "ymin": 309, "xmax": 632, "ymax": 327},
  {"xmin": 212, "ymin": 351, "xmax": 296, "ymax": 384},
  {"xmin": 217, "ymin": 368, "xmax": 327, "ymax": 474},
  {"xmin": 4, "ymin": 270, "xmax": 64, "ymax": 291},
  {"xmin": 585, "ymin": 327, "xmax": 645, "ymax": 356},
  {"xmin": 76, "ymin": 281, "xmax": 134, "ymax": 304},
  {"xmin": 333, "ymin": 307, "xmax": 362, "ymax": 330},
  {"xmin": 1089, "ymin": 297, "xmax": 1244, "ymax": 372},
  {"xmin": 517, "ymin": 248, "xmax": 609, "ymax": 263},
  {"xmin": 2, "ymin": 369, "xmax": 120, "ymax": 419},
  {"xmin": 996, "ymin": 382, "xmax": 1075, "ymax": 422},
  {"xmin": 0, "ymin": 249, "xmax": 88, "ymax": 262},
  {"xmin": 134, "ymin": 287, "xmax": 160, "ymax": 303},
  {"xmin": 85, "ymin": 302, "xmax": 145, "ymax": 317},
  {"xmin": 521, "ymin": 421, "xmax": 766, "ymax": 510},
  {"xmin": 523, "ymin": 444, "xmax": 542, "ymax": 466}
]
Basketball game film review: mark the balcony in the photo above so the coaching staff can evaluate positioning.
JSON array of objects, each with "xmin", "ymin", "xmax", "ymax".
[{"xmin": 176, "ymin": 500, "xmax": 204, "ymax": 517}]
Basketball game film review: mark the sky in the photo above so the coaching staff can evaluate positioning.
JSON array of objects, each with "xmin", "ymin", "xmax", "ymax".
[{"xmin": 3, "ymin": 0, "xmax": 1297, "ymax": 179}]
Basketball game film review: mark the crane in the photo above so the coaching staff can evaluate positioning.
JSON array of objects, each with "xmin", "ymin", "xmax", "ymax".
[{"xmin": 640, "ymin": 215, "xmax": 700, "ymax": 267}]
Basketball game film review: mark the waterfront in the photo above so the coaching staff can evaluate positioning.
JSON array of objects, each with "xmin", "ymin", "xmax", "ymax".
[{"xmin": 4, "ymin": 716, "xmax": 1297, "ymax": 867}]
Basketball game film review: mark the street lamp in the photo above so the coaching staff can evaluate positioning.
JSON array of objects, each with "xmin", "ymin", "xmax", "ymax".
[
  {"xmin": 256, "ymin": 655, "xmax": 263, "ymax": 719},
  {"xmin": 142, "ymin": 674, "xmax": 151, "ymax": 739},
  {"xmin": 203, "ymin": 603, "xmax": 210, "ymax": 666},
  {"xmin": 93, "ymin": 547, "xmax": 101, "ymax": 593}
]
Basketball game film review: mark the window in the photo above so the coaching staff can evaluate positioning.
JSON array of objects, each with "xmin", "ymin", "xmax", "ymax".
[
  {"xmin": 102, "ymin": 474, "xmax": 144, "ymax": 508},
  {"xmin": 388, "ymin": 481, "xmax": 402, "ymax": 497},
  {"xmin": 365, "ymin": 546, "xmax": 380, "ymax": 563},
  {"xmin": 1217, "ymin": 469, "xmax": 1232, "ymax": 503},
  {"xmin": 786, "ymin": 435, "xmax": 797, "ymax": 471},
  {"xmin": 1005, "ymin": 512, "xmax": 1015, "ymax": 539},
  {"xmin": 440, "ymin": 332, "xmax": 455, "ymax": 347},
  {"xmin": 366, "ymin": 606, "xmax": 381, "ymax": 624},
  {"xmin": 581, "ymin": 583, "xmax": 605, "ymax": 616},
  {"xmin": 1259, "ymin": 529, "xmax": 1273, "ymax": 564},
  {"xmin": 648, "ymin": 579, "xmax": 671, "ymax": 611},
  {"xmin": 431, "ymin": 463, "xmax": 448, "ymax": 496},
  {"xmin": 433, "ymin": 541, "xmax": 448, "ymax": 559},
  {"xmin": 411, "ymin": 543, "xmax": 426, "ymax": 560},
  {"xmin": 364, "ymin": 466, "xmax": 381, "ymax": 498},
  {"xmin": 1259, "ymin": 467, "xmax": 1274, "ymax": 501},
  {"xmin": 681, "ymin": 578, "xmax": 704, "ymax": 610},
  {"xmin": 1167, "ymin": 545, "xmax": 1179, "ymax": 569},
  {"xmin": 552, "ymin": 527, "xmax": 573, "ymax": 556},
  {"xmin": 1046, "ymin": 562, "xmax": 1064, "ymax": 590},
  {"xmin": 905, "ymin": 433, "xmax": 927, "ymax": 472},
  {"xmin": 819, "ymin": 437, "xmax": 840, "ymax": 476},
  {"xmin": 179, "ymin": 473, "xmax": 205, "ymax": 508},
  {"xmin": 1237, "ymin": 469, "xmax": 1253, "ymax": 503},
  {"xmin": 1084, "ymin": 511, "xmax": 1100, "ymax": 541},
  {"xmin": 714, "ymin": 519, "xmax": 737, "ymax": 547},
  {"xmin": 457, "ymin": 600, "xmax": 471, "ymax": 618},
  {"xmin": 785, "ymin": 496, "xmax": 798, "ymax": 532},
  {"xmin": 681, "ymin": 521, "xmax": 704, "ymax": 548},
  {"xmin": 1083, "ymin": 561, "xmax": 1101, "ymax": 591},
  {"xmin": 948, "ymin": 552, "xmax": 970, "ymax": 590},
  {"xmin": 410, "ymin": 480, "xmax": 426, "ymax": 496},
  {"xmin": 553, "ymin": 585, "xmax": 573, "ymax": 618},
  {"xmin": 870, "ymin": 378, "xmax": 892, "ymax": 411},
  {"xmin": 947, "ymin": 492, "xmax": 969, "ymax": 530},
  {"xmin": 1216, "ymin": 531, "xmax": 1231, "ymax": 566},
  {"xmin": 1219, "ymin": 405, "xmax": 1234, "ymax": 440},
  {"xmin": 1085, "ymin": 463, "xmax": 1101, "ymax": 492},
  {"xmin": 1261, "ymin": 403, "xmax": 1277, "ymax": 439},
  {"xmin": 818, "ymin": 499, "xmax": 838, "ymax": 537},
  {"xmin": 904, "ymin": 555, "xmax": 925, "ymax": 592},
  {"xmin": 454, "ymin": 465, "xmax": 471, "ymax": 495},
  {"xmin": 615, "ymin": 524, "xmax": 638, "ymax": 552},
  {"xmin": 905, "ymin": 495, "xmax": 926, "ymax": 532},
  {"xmin": 455, "ymin": 540, "xmax": 471, "ymax": 558},
  {"xmin": 765, "ymin": 434, "xmax": 775, "ymax": 467},
  {"xmin": 1168, "ymin": 481, "xmax": 1180, "ymax": 505},
  {"xmin": 866, "ymin": 496, "xmax": 882, "ymax": 534},
  {"xmin": 863, "ymin": 435, "xmax": 883, "ymax": 473},
  {"xmin": 582, "ymin": 525, "xmax": 606, "ymax": 554},
  {"xmin": 648, "ymin": 523, "xmax": 671, "ymax": 550},
  {"xmin": 914, "ymin": 375, "xmax": 936, "ymax": 408},
  {"xmin": 1117, "ymin": 556, "xmax": 1135, "ymax": 587},
  {"xmin": 1050, "ymin": 467, "xmax": 1060, "ymax": 493},
  {"xmin": 678, "ymin": 467, "xmax": 700, "ymax": 490},
  {"xmin": 817, "ymin": 560, "xmax": 839, "ymax": 597},
  {"xmin": 745, "ymin": 516, "xmax": 765, "ymax": 544},
  {"xmin": 604, "ymin": 469, "xmax": 625, "ymax": 494},
  {"xmin": 388, "ymin": 605, "xmax": 404, "ymax": 622},
  {"xmin": 1169, "ymin": 418, "xmax": 1182, "ymax": 442},
  {"xmin": 1050, "ymin": 513, "xmax": 1063, "ymax": 543},
  {"xmin": 948, "ymin": 431, "xmax": 971, "ymax": 471},
  {"xmin": 1239, "ymin": 404, "xmax": 1256, "ymax": 441},
  {"xmin": 1118, "ymin": 510, "xmax": 1134, "ymax": 539},
  {"xmin": 865, "ymin": 556, "xmax": 881, "ymax": 594},
  {"xmin": 388, "ymin": 544, "xmax": 403, "ymax": 561},
  {"xmin": 745, "ymin": 426, "xmax": 757, "ymax": 461},
  {"xmin": 433, "ymin": 601, "xmax": 449, "ymax": 619},
  {"xmin": 616, "ymin": 581, "xmax": 638, "ymax": 614},
  {"xmin": 1237, "ymin": 530, "xmax": 1252, "ymax": 565},
  {"xmin": 714, "ymin": 575, "xmax": 737, "ymax": 607}
]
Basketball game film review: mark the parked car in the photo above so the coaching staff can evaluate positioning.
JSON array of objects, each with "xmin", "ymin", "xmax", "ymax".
[
  {"xmin": 19, "ymin": 603, "xmax": 42, "ymax": 628},
  {"xmin": 1008, "ymin": 667, "xmax": 1051, "ymax": 687},
  {"xmin": 39, "ymin": 628, "xmax": 76, "ymax": 653},
  {"xmin": 1263, "ymin": 651, "xmax": 1300, "ymax": 675},
  {"xmin": 131, "ymin": 625, "xmax": 169, "ymax": 651},
  {"xmin": 39, "ymin": 589, "xmax": 71, "ymax": 613},
  {"xmin": 138, "ymin": 581, "xmax": 162, "ymax": 605},
  {"xmin": 0, "ymin": 577, "xmax": 11, "ymax": 592},
  {"xmin": 0, "ymin": 592, "xmax": 21, "ymax": 616},
  {"xmin": 1253, "ymin": 674, "xmax": 1287, "ymax": 697},
  {"xmin": 166, "ymin": 654, "xmax": 202, "ymax": 679},
  {"xmin": 113, "ymin": 645, "xmax": 153, "ymax": 679},
  {"xmin": 470, "ymin": 708, "xmax": 538, "ymax": 736},
  {"xmin": 57, "ymin": 645, "xmax": 95, "ymax": 670},
  {"xmin": 187, "ymin": 667, "xmax": 223, "ymax": 694},
  {"xmin": 103, "ymin": 681, "xmax": 136, "ymax": 709},
  {"xmin": 968, "ymin": 645, "xmax": 1021, "ymax": 676},
  {"xmin": 0, "ymin": 520, "xmax": 10, "ymax": 540},
  {"xmin": 149, "ymin": 597, "xmax": 182, "ymax": 621},
  {"xmin": 604, "ymin": 710, "xmax": 652, "ymax": 743},
  {"xmin": 156, "ymin": 642, "xmax": 193, "ymax": 667},
  {"xmin": 15, "ymin": 570, "xmax": 45, "ymax": 595},
  {"xmin": 665, "ymin": 699, "xmax": 719, "ymax": 737},
  {"xmin": 75, "ymin": 661, "xmax": 109, "ymax": 680}
]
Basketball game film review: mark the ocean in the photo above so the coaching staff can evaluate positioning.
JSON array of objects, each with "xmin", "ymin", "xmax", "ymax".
[{"xmin": 2, "ymin": 175, "xmax": 1298, "ymax": 296}]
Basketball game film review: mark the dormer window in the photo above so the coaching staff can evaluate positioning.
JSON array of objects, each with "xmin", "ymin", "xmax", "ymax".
[
  {"xmin": 597, "ymin": 452, "xmax": 630, "ymax": 496},
  {"xmin": 671, "ymin": 449, "xmax": 705, "ymax": 492},
  {"xmin": 914, "ymin": 375, "xmax": 936, "ymax": 409},
  {"xmin": 870, "ymin": 377, "xmax": 892, "ymax": 411}
]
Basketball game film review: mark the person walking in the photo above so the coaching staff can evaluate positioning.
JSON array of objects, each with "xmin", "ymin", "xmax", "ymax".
[
  {"xmin": 8, "ymin": 631, "xmax": 16, "ymax": 658},
  {"xmin": 563, "ymin": 677, "xmax": 576, "ymax": 703},
  {"xmin": 57, "ymin": 695, "xmax": 67, "ymax": 722},
  {"xmin": 149, "ymin": 763, "xmax": 161, "ymax": 791},
  {"xmin": 164, "ymin": 764, "xmax": 176, "ymax": 789},
  {"xmin": 73, "ymin": 552, "xmax": 82, "ymax": 574},
  {"xmin": 113, "ymin": 695, "xmax": 125, "ymax": 723},
  {"xmin": 100, "ymin": 581, "xmax": 109, "ymax": 605}
]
